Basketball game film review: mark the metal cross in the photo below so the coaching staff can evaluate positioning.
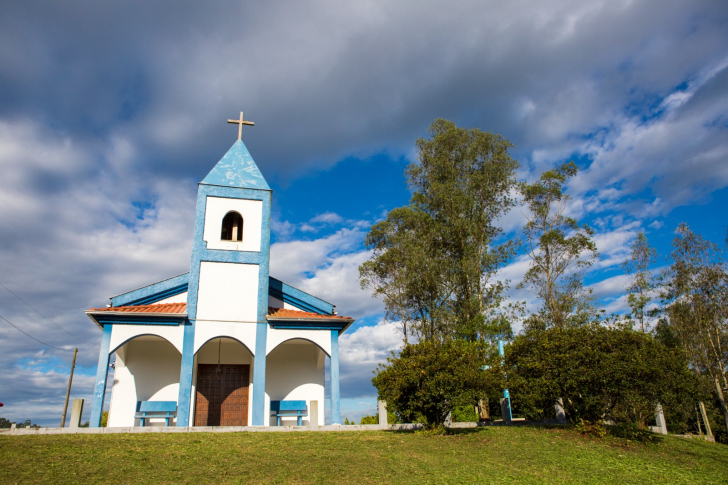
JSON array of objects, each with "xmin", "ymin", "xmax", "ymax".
[{"xmin": 227, "ymin": 111, "xmax": 255, "ymax": 140}]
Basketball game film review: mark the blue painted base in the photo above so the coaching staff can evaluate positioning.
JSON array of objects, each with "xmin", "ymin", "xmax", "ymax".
[{"xmin": 89, "ymin": 325, "xmax": 112, "ymax": 427}]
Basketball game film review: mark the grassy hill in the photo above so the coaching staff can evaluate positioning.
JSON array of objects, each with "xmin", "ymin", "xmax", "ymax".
[{"xmin": 1, "ymin": 426, "xmax": 726, "ymax": 484}]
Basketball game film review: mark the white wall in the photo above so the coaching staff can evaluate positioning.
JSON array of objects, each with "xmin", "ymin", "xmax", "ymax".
[
  {"xmin": 108, "ymin": 336, "xmax": 181, "ymax": 427},
  {"xmin": 109, "ymin": 324, "xmax": 184, "ymax": 354},
  {"xmin": 266, "ymin": 327, "xmax": 331, "ymax": 356},
  {"xmin": 265, "ymin": 340, "xmax": 325, "ymax": 426},
  {"xmin": 196, "ymin": 338, "xmax": 253, "ymax": 365},
  {"xmin": 267, "ymin": 295, "xmax": 301, "ymax": 311},
  {"xmin": 203, "ymin": 196, "xmax": 262, "ymax": 252},
  {"xmin": 193, "ymin": 320, "xmax": 257, "ymax": 355},
  {"xmin": 156, "ymin": 291, "xmax": 188, "ymax": 305},
  {"xmin": 196, "ymin": 262, "xmax": 259, "ymax": 322}
]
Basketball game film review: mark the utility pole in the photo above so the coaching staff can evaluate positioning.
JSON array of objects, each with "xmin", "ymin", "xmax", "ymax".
[{"xmin": 60, "ymin": 347, "xmax": 78, "ymax": 428}]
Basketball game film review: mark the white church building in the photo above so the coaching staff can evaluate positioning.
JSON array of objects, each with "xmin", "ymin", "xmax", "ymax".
[{"xmin": 85, "ymin": 117, "xmax": 354, "ymax": 428}]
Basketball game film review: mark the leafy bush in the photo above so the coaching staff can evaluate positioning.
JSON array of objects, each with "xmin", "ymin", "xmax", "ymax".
[
  {"xmin": 504, "ymin": 325, "xmax": 698, "ymax": 428},
  {"xmin": 373, "ymin": 339, "xmax": 495, "ymax": 427},
  {"xmin": 359, "ymin": 412, "xmax": 398, "ymax": 425},
  {"xmin": 451, "ymin": 405, "xmax": 479, "ymax": 423}
]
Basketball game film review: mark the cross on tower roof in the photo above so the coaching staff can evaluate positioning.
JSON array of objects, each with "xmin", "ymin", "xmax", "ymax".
[{"xmin": 227, "ymin": 111, "xmax": 255, "ymax": 141}]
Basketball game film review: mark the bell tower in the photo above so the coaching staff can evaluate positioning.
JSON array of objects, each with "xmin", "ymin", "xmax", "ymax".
[{"xmin": 177, "ymin": 112, "xmax": 272, "ymax": 426}]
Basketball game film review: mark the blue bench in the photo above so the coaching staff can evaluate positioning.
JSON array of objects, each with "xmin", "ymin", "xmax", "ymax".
[
  {"xmin": 271, "ymin": 400, "xmax": 308, "ymax": 426},
  {"xmin": 135, "ymin": 401, "xmax": 177, "ymax": 427}
]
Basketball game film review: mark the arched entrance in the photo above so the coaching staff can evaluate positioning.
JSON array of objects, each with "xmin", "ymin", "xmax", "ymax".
[
  {"xmin": 266, "ymin": 338, "xmax": 327, "ymax": 426},
  {"xmin": 194, "ymin": 337, "xmax": 253, "ymax": 426},
  {"xmin": 108, "ymin": 334, "xmax": 181, "ymax": 427}
]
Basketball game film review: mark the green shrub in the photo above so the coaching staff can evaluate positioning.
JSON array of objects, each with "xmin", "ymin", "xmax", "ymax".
[
  {"xmin": 373, "ymin": 339, "xmax": 495, "ymax": 427},
  {"xmin": 451, "ymin": 405, "xmax": 478, "ymax": 423},
  {"xmin": 504, "ymin": 325, "xmax": 699, "ymax": 428}
]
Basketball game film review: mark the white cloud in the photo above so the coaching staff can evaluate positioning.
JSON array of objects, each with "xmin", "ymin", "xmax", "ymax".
[
  {"xmin": 571, "ymin": 57, "xmax": 728, "ymax": 212},
  {"xmin": 1, "ymin": 0, "xmax": 728, "ymax": 425},
  {"xmin": 0, "ymin": 120, "xmax": 196, "ymax": 424},
  {"xmin": 310, "ymin": 212, "xmax": 344, "ymax": 225},
  {"xmin": 269, "ymin": 228, "xmax": 382, "ymax": 318},
  {"xmin": 340, "ymin": 320, "xmax": 404, "ymax": 397}
]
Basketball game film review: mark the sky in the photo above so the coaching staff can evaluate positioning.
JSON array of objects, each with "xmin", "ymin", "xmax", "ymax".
[{"xmin": 0, "ymin": 0, "xmax": 727, "ymax": 426}]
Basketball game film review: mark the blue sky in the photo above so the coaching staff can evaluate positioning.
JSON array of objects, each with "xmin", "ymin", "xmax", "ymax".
[{"xmin": 0, "ymin": 0, "xmax": 727, "ymax": 426}]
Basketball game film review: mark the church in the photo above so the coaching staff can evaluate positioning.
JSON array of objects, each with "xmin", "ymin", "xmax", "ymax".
[{"xmin": 84, "ymin": 113, "xmax": 354, "ymax": 428}]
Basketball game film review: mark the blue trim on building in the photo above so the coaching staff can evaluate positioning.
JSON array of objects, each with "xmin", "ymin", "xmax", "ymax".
[
  {"xmin": 268, "ymin": 278, "xmax": 334, "ymax": 315},
  {"xmin": 267, "ymin": 322, "xmax": 349, "ymax": 331},
  {"xmin": 330, "ymin": 329, "xmax": 340, "ymax": 425},
  {"xmin": 93, "ymin": 316, "xmax": 184, "ymax": 326},
  {"xmin": 253, "ymin": 320, "xmax": 268, "ymax": 425},
  {"xmin": 187, "ymin": 150, "xmax": 273, "ymax": 427},
  {"xmin": 176, "ymin": 320, "xmax": 195, "ymax": 427},
  {"xmin": 90, "ymin": 324, "xmax": 112, "ymax": 428},
  {"xmin": 109, "ymin": 271, "xmax": 339, "ymax": 317},
  {"xmin": 111, "ymin": 273, "xmax": 190, "ymax": 307},
  {"xmin": 252, "ymin": 188, "xmax": 272, "ymax": 426},
  {"xmin": 186, "ymin": 185, "xmax": 271, "ymax": 320}
]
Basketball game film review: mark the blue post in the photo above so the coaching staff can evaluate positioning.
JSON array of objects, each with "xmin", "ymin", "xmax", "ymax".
[
  {"xmin": 330, "ymin": 330, "xmax": 340, "ymax": 424},
  {"xmin": 176, "ymin": 320, "xmax": 195, "ymax": 426},
  {"xmin": 252, "ymin": 320, "xmax": 268, "ymax": 425},
  {"xmin": 498, "ymin": 339, "xmax": 512, "ymax": 421},
  {"xmin": 90, "ymin": 324, "xmax": 112, "ymax": 427}
]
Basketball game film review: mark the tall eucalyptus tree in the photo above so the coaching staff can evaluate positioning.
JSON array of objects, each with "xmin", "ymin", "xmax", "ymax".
[{"xmin": 360, "ymin": 119, "xmax": 519, "ymax": 342}]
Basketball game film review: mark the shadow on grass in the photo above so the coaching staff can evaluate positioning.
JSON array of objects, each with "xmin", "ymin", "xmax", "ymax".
[
  {"xmin": 387, "ymin": 422, "xmax": 667, "ymax": 445},
  {"xmin": 605, "ymin": 424, "xmax": 665, "ymax": 444}
]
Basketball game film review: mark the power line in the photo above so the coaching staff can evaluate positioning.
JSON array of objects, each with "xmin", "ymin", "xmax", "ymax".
[
  {"xmin": 0, "ymin": 312, "xmax": 75, "ymax": 352},
  {"xmin": 0, "ymin": 281, "xmax": 89, "ymax": 343}
]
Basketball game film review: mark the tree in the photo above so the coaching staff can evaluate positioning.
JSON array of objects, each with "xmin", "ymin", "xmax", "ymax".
[
  {"xmin": 659, "ymin": 224, "xmax": 728, "ymax": 434},
  {"xmin": 360, "ymin": 119, "xmax": 520, "ymax": 342},
  {"xmin": 372, "ymin": 339, "xmax": 493, "ymax": 427},
  {"xmin": 503, "ymin": 325, "xmax": 699, "ymax": 428},
  {"xmin": 622, "ymin": 232, "xmax": 657, "ymax": 333},
  {"xmin": 518, "ymin": 162, "xmax": 598, "ymax": 330}
]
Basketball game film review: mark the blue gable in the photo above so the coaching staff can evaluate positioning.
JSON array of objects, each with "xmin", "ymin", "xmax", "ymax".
[
  {"xmin": 200, "ymin": 140, "xmax": 270, "ymax": 190},
  {"xmin": 110, "ymin": 273, "xmax": 334, "ymax": 315},
  {"xmin": 111, "ymin": 273, "xmax": 190, "ymax": 307},
  {"xmin": 268, "ymin": 277, "xmax": 334, "ymax": 315}
]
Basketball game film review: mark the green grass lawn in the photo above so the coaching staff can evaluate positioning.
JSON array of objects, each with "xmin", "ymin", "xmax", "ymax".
[{"xmin": 1, "ymin": 426, "xmax": 726, "ymax": 484}]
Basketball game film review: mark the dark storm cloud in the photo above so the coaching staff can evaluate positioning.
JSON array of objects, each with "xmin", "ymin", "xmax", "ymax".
[{"xmin": 2, "ymin": 1, "xmax": 726, "ymax": 178}]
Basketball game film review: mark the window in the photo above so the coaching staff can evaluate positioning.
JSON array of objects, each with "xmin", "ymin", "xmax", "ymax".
[{"xmin": 221, "ymin": 211, "xmax": 243, "ymax": 241}]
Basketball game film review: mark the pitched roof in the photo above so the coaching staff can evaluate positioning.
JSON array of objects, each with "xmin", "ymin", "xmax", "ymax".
[
  {"xmin": 200, "ymin": 140, "xmax": 270, "ymax": 190},
  {"xmin": 87, "ymin": 302, "xmax": 187, "ymax": 314},
  {"xmin": 86, "ymin": 303, "xmax": 352, "ymax": 321},
  {"xmin": 267, "ymin": 307, "xmax": 353, "ymax": 321}
]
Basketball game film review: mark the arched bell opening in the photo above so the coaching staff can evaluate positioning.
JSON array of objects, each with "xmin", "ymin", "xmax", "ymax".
[
  {"xmin": 266, "ymin": 338, "xmax": 327, "ymax": 427},
  {"xmin": 220, "ymin": 211, "xmax": 244, "ymax": 242},
  {"xmin": 108, "ymin": 335, "xmax": 181, "ymax": 428},
  {"xmin": 193, "ymin": 337, "xmax": 253, "ymax": 426}
]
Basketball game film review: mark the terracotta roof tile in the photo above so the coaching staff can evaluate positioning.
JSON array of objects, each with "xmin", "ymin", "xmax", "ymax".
[
  {"xmin": 267, "ymin": 307, "xmax": 352, "ymax": 320},
  {"xmin": 87, "ymin": 303, "xmax": 351, "ymax": 320},
  {"xmin": 88, "ymin": 302, "xmax": 187, "ymax": 314}
]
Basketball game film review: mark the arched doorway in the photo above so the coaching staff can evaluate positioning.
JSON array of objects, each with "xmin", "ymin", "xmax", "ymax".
[{"xmin": 194, "ymin": 337, "xmax": 253, "ymax": 426}]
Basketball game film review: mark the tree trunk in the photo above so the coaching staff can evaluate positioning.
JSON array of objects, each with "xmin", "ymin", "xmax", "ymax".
[{"xmin": 715, "ymin": 376, "xmax": 728, "ymax": 434}]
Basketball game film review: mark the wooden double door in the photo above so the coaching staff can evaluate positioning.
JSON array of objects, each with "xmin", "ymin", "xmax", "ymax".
[{"xmin": 194, "ymin": 364, "xmax": 250, "ymax": 426}]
